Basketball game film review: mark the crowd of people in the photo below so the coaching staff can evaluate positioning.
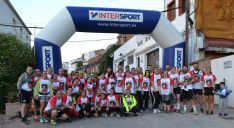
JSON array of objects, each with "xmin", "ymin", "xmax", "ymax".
[{"xmin": 16, "ymin": 63, "xmax": 231, "ymax": 125}]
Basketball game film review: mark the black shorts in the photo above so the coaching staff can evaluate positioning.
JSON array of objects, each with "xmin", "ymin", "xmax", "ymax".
[
  {"xmin": 173, "ymin": 87, "xmax": 181, "ymax": 94},
  {"xmin": 204, "ymin": 87, "xmax": 214, "ymax": 96},
  {"xmin": 21, "ymin": 90, "xmax": 32, "ymax": 104},
  {"xmin": 180, "ymin": 89, "xmax": 194, "ymax": 102},
  {"xmin": 46, "ymin": 110, "xmax": 64, "ymax": 118},
  {"xmin": 193, "ymin": 89, "xmax": 203, "ymax": 95}
]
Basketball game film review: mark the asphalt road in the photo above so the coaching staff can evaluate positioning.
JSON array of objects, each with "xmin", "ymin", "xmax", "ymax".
[{"xmin": 1, "ymin": 111, "xmax": 234, "ymax": 128}]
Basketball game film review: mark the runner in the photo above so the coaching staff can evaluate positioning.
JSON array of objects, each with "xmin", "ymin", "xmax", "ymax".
[
  {"xmin": 105, "ymin": 67, "xmax": 113, "ymax": 79},
  {"xmin": 62, "ymin": 87, "xmax": 78, "ymax": 119},
  {"xmin": 122, "ymin": 89, "xmax": 138, "ymax": 117},
  {"xmin": 34, "ymin": 71, "xmax": 53, "ymax": 123},
  {"xmin": 78, "ymin": 71, "xmax": 86, "ymax": 91},
  {"xmin": 123, "ymin": 70, "xmax": 136, "ymax": 95},
  {"xmin": 202, "ymin": 67, "xmax": 217, "ymax": 115},
  {"xmin": 115, "ymin": 64, "xmax": 124, "ymax": 77},
  {"xmin": 106, "ymin": 88, "xmax": 121, "ymax": 117},
  {"xmin": 192, "ymin": 62, "xmax": 204, "ymax": 113},
  {"xmin": 98, "ymin": 73, "xmax": 107, "ymax": 93},
  {"xmin": 150, "ymin": 67, "xmax": 162, "ymax": 114},
  {"xmin": 160, "ymin": 71, "xmax": 173, "ymax": 112},
  {"xmin": 52, "ymin": 74, "xmax": 60, "ymax": 95},
  {"xmin": 140, "ymin": 70, "xmax": 151, "ymax": 112},
  {"xmin": 17, "ymin": 66, "xmax": 33, "ymax": 125},
  {"xmin": 71, "ymin": 78, "xmax": 80, "ymax": 107},
  {"xmin": 179, "ymin": 65, "xmax": 197, "ymax": 115},
  {"xmin": 98, "ymin": 93, "xmax": 108, "ymax": 117},
  {"xmin": 115, "ymin": 70, "xmax": 124, "ymax": 106},
  {"xmin": 169, "ymin": 67, "xmax": 180, "ymax": 112},
  {"xmin": 131, "ymin": 68, "xmax": 141, "ymax": 110},
  {"xmin": 105, "ymin": 72, "xmax": 116, "ymax": 94},
  {"xmin": 77, "ymin": 90, "xmax": 93, "ymax": 118},
  {"xmin": 47, "ymin": 67, "xmax": 53, "ymax": 80},
  {"xmin": 44, "ymin": 90, "xmax": 69, "ymax": 125},
  {"xmin": 58, "ymin": 69, "xmax": 67, "ymax": 94},
  {"xmin": 32, "ymin": 68, "xmax": 41, "ymax": 121},
  {"xmin": 84, "ymin": 77, "xmax": 95, "ymax": 103},
  {"xmin": 92, "ymin": 89, "xmax": 101, "ymax": 117},
  {"xmin": 165, "ymin": 64, "xmax": 171, "ymax": 75}
]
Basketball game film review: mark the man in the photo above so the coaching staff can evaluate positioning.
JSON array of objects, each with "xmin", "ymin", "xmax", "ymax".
[
  {"xmin": 147, "ymin": 65, "xmax": 153, "ymax": 73},
  {"xmin": 180, "ymin": 65, "xmax": 197, "ymax": 115},
  {"xmin": 125, "ymin": 66, "xmax": 130, "ymax": 73},
  {"xmin": 58, "ymin": 69, "xmax": 67, "ymax": 94},
  {"xmin": 32, "ymin": 68, "xmax": 41, "ymax": 121},
  {"xmin": 115, "ymin": 64, "xmax": 124, "ymax": 77},
  {"xmin": 17, "ymin": 66, "xmax": 33, "ymax": 125},
  {"xmin": 136, "ymin": 67, "xmax": 143, "ymax": 76},
  {"xmin": 62, "ymin": 87, "xmax": 78, "ymax": 118},
  {"xmin": 192, "ymin": 62, "xmax": 204, "ymax": 113},
  {"xmin": 44, "ymin": 90, "xmax": 69, "ymax": 125},
  {"xmin": 122, "ymin": 89, "xmax": 138, "ymax": 116},
  {"xmin": 131, "ymin": 68, "xmax": 141, "ymax": 110},
  {"xmin": 165, "ymin": 64, "xmax": 171, "ymax": 75},
  {"xmin": 47, "ymin": 67, "xmax": 53, "ymax": 79}
]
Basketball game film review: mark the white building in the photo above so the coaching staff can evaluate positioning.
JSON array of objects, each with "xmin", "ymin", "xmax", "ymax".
[
  {"xmin": 113, "ymin": 35, "xmax": 163, "ymax": 72},
  {"xmin": 64, "ymin": 58, "xmax": 83, "ymax": 73},
  {"xmin": 0, "ymin": 0, "xmax": 31, "ymax": 45}
]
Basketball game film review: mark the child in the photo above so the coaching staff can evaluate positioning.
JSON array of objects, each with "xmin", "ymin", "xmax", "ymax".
[{"xmin": 217, "ymin": 82, "xmax": 232, "ymax": 117}]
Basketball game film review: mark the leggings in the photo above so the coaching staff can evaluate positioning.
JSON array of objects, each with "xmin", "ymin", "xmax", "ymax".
[
  {"xmin": 140, "ymin": 91, "xmax": 149, "ymax": 110},
  {"xmin": 152, "ymin": 91, "xmax": 161, "ymax": 109}
]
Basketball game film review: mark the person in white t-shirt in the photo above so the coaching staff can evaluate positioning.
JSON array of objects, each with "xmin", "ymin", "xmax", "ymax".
[
  {"xmin": 52, "ymin": 74, "xmax": 60, "ymax": 95},
  {"xmin": 179, "ymin": 65, "xmax": 197, "ymax": 115},
  {"xmin": 150, "ymin": 67, "xmax": 162, "ymax": 114},
  {"xmin": 98, "ymin": 73, "xmax": 107, "ymax": 93},
  {"xmin": 57, "ymin": 69, "xmax": 67, "ymax": 94},
  {"xmin": 131, "ymin": 67, "xmax": 141, "ymax": 110},
  {"xmin": 192, "ymin": 62, "xmax": 205, "ymax": 113},
  {"xmin": 44, "ymin": 90, "xmax": 69, "ymax": 125},
  {"xmin": 169, "ymin": 67, "xmax": 180, "ymax": 112},
  {"xmin": 202, "ymin": 67, "xmax": 217, "ymax": 115},
  {"xmin": 160, "ymin": 71, "xmax": 173, "ymax": 112},
  {"xmin": 140, "ymin": 70, "xmax": 151, "ymax": 112},
  {"xmin": 115, "ymin": 70, "xmax": 124, "ymax": 106},
  {"xmin": 47, "ymin": 67, "xmax": 53, "ymax": 80}
]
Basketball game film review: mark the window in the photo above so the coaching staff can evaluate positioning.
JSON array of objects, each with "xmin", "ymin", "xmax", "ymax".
[
  {"xmin": 127, "ymin": 55, "xmax": 134, "ymax": 65},
  {"xmin": 179, "ymin": 0, "xmax": 186, "ymax": 15},
  {"xmin": 137, "ymin": 57, "xmax": 140, "ymax": 67},
  {"xmin": 145, "ymin": 36, "xmax": 151, "ymax": 42},
  {"xmin": 167, "ymin": 0, "xmax": 176, "ymax": 21},
  {"xmin": 137, "ymin": 40, "xmax": 143, "ymax": 46}
]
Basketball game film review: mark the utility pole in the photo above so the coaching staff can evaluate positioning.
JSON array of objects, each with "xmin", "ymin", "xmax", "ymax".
[{"xmin": 185, "ymin": 0, "xmax": 190, "ymax": 65}]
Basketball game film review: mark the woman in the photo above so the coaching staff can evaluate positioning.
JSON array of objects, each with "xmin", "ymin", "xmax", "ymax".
[
  {"xmin": 71, "ymin": 78, "xmax": 80, "ymax": 107},
  {"xmin": 123, "ymin": 70, "xmax": 136, "ymax": 95},
  {"xmin": 34, "ymin": 71, "xmax": 53, "ymax": 123},
  {"xmin": 106, "ymin": 72, "xmax": 116, "ymax": 94},
  {"xmin": 106, "ymin": 88, "xmax": 121, "ymax": 117},
  {"xmin": 92, "ymin": 89, "xmax": 102, "ymax": 117},
  {"xmin": 169, "ymin": 67, "xmax": 180, "ymax": 112},
  {"xmin": 98, "ymin": 93, "xmax": 108, "ymax": 117},
  {"xmin": 122, "ymin": 89, "xmax": 138, "ymax": 116},
  {"xmin": 52, "ymin": 74, "xmax": 60, "ymax": 95},
  {"xmin": 78, "ymin": 71, "xmax": 86, "ymax": 91},
  {"xmin": 160, "ymin": 71, "xmax": 173, "ymax": 112},
  {"xmin": 140, "ymin": 70, "xmax": 151, "ymax": 112},
  {"xmin": 150, "ymin": 67, "xmax": 162, "ymax": 114},
  {"xmin": 202, "ymin": 67, "xmax": 217, "ymax": 115},
  {"xmin": 77, "ymin": 90, "xmax": 93, "ymax": 118},
  {"xmin": 98, "ymin": 73, "xmax": 107, "ymax": 93},
  {"xmin": 115, "ymin": 70, "xmax": 124, "ymax": 106},
  {"xmin": 84, "ymin": 77, "xmax": 95, "ymax": 103}
]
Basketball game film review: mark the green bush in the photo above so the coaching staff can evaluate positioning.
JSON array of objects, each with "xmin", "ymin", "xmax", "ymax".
[{"xmin": 0, "ymin": 33, "xmax": 35, "ymax": 112}]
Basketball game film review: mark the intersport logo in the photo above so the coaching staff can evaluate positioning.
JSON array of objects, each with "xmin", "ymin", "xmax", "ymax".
[
  {"xmin": 174, "ymin": 48, "xmax": 183, "ymax": 69},
  {"xmin": 42, "ymin": 46, "xmax": 53, "ymax": 70},
  {"xmin": 89, "ymin": 10, "xmax": 143, "ymax": 22}
]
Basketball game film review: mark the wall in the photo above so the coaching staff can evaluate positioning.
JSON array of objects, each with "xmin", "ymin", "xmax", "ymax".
[
  {"xmin": 211, "ymin": 55, "xmax": 234, "ymax": 107},
  {"xmin": 0, "ymin": 0, "xmax": 31, "ymax": 45}
]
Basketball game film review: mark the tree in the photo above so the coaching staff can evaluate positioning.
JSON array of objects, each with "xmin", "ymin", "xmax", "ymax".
[
  {"xmin": 0, "ymin": 33, "xmax": 35, "ymax": 112},
  {"xmin": 99, "ymin": 44, "xmax": 120, "ymax": 74},
  {"xmin": 76, "ymin": 61, "xmax": 83, "ymax": 68}
]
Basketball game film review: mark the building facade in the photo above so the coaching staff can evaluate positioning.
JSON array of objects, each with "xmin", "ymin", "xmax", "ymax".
[
  {"xmin": 0, "ymin": 0, "xmax": 31, "ymax": 45},
  {"xmin": 165, "ymin": 0, "xmax": 234, "ymax": 66},
  {"xmin": 113, "ymin": 35, "xmax": 163, "ymax": 72}
]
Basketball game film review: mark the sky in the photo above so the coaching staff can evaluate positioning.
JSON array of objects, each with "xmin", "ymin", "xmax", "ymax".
[{"xmin": 10, "ymin": 0, "xmax": 164, "ymax": 62}]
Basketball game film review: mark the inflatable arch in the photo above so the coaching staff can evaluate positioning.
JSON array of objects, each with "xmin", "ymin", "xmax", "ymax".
[{"xmin": 35, "ymin": 7, "xmax": 184, "ymax": 73}]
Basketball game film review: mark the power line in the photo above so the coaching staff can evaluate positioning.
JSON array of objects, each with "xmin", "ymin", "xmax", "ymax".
[
  {"xmin": 0, "ymin": 23, "xmax": 43, "ymax": 29},
  {"xmin": 31, "ymin": 38, "xmax": 117, "ymax": 43}
]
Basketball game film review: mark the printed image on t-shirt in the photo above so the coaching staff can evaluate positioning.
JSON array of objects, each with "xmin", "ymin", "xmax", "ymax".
[
  {"xmin": 59, "ymin": 82, "xmax": 64, "ymax": 91},
  {"xmin": 162, "ymin": 83, "xmax": 168, "ymax": 90},
  {"xmin": 157, "ymin": 79, "xmax": 160, "ymax": 85},
  {"xmin": 42, "ymin": 84, "xmax": 48, "ymax": 92},
  {"xmin": 126, "ymin": 82, "xmax": 132, "ymax": 89},
  {"xmin": 206, "ymin": 79, "xmax": 212, "ymax": 87},
  {"xmin": 126, "ymin": 98, "xmax": 132, "ymax": 106},
  {"xmin": 143, "ymin": 81, "xmax": 148, "ymax": 89},
  {"xmin": 117, "ymin": 80, "xmax": 123, "ymax": 87},
  {"xmin": 109, "ymin": 101, "xmax": 116, "ymax": 107},
  {"xmin": 101, "ymin": 100, "xmax": 107, "ymax": 106}
]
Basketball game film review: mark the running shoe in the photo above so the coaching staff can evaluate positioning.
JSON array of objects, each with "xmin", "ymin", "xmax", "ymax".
[
  {"xmin": 21, "ymin": 118, "xmax": 29, "ymax": 125},
  {"xmin": 117, "ymin": 114, "xmax": 120, "ymax": 118},
  {"xmin": 182, "ymin": 109, "xmax": 187, "ymax": 114},
  {"xmin": 156, "ymin": 109, "xmax": 161, "ymax": 113},
  {"xmin": 40, "ymin": 118, "xmax": 45, "ymax": 123},
  {"xmin": 153, "ymin": 109, "xmax": 157, "ymax": 114},
  {"xmin": 51, "ymin": 119, "xmax": 57, "ymax": 125},
  {"xmin": 43, "ymin": 118, "xmax": 48, "ymax": 123}
]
